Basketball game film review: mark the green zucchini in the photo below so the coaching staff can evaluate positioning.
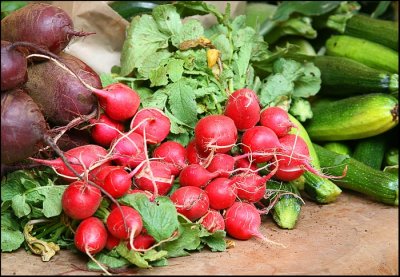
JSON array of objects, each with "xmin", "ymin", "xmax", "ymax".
[
  {"xmin": 385, "ymin": 147, "xmax": 399, "ymax": 167},
  {"xmin": 314, "ymin": 143, "xmax": 398, "ymax": 206},
  {"xmin": 323, "ymin": 142, "xmax": 352, "ymax": 156},
  {"xmin": 327, "ymin": 14, "xmax": 399, "ymax": 51},
  {"xmin": 305, "ymin": 93, "xmax": 399, "ymax": 141},
  {"xmin": 326, "ymin": 35, "xmax": 398, "ymax": 73},
  {"xmin": 287, "ymin": 54, "xmax": 398, "ymax": 95},
  {"xmin": 265, "ymin": 180, "xmax": 303, "ymax": 229},
  {"xmin": 352, "ymin": 134, "xmax": 387, "ymax": 170},
  {"xmin": 288, "ymin": 114, "xmax": 342, "ymax": 203}
]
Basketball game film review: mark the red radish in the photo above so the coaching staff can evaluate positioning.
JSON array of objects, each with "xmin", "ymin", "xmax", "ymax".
[
  {"xmin": 102, "ymin": 168, "xmax": 133, "ymax": 198},
  {"xmin": 130, "ymin": 108, "xmax": 171, "ymax": 144},
  {"xmin": 194, "ymin": 115, "xmax": 238, "ymax": 154},
  {"xmin": 186, "ymin": 139, "xmax": 207, "ymax": 165},
  {"xmin": 92, "ymin": 83, "xmax": 140, "ymax": 121},
  {"xmin": 230, "ymin": 173, "xmax": 267, "ymax": 203},
  {"xmin": 205, "ymin": 178, "xmax": 237, "ymax": 210},
  {"xmin": 89, "ymin": 165, "xmax": 121, "ymax": 186},
  {"xmin": 199, "ymin": 210, "xmax": 225, "ymax": 232},
  {"xmin": 224, "ymin": 202, "xmax": 263, "ymax": 240},
  {"xmin": 205, "ymin": 153, "xmax": 235, "ymax": 178},
  {"xmin": 260, "ymin": 107, "xmax": 294, "ymax": 137},
  {"xmin": 241, "ymin": 126, "xmax": 280, "ymax": 163},
  {"xmin": 90, "ymin": 113, "xmax": 125, "ymax": 147},
  {"xmin": 61, "ymin": 180, "xmax": 102, "ymax": 220},
  {"xmin": 224, "ymin": 88, "xmax": 261, "ymax": 131},
  {"xmin": 106, "ymin": 205, "xmax": 143, "ymax": 240},
  {"xmin": 30, "ymin": 144, "xmax": 111, "ymax": 181},
  {"xmin": 170, "ymin": 186, "xmax": 210, "ymax": 221},
  {"xmin": 134, "ymin": 161, "xmax": 175, "ymax": 196},
  {"xmin": 272, "ymin": 134, "xmax": 310, "ymax": 181},
  {"xmin": 110, "ymin": 132, "xmax": 146, "ymax": 168},
  {"xmin": 128, "ymin": 233, "xmax": 156, "ymax": 251},
  {"xmin": 234, "ymin": 156, "xmax": 258, "ymax": 174},
  {"xmin": 105, "ymin": 233, "xmax": 120, "ymax": 250},
  {"xmin": 74, "ymin": 217, "xmax": 108, "ymax": 255},
  {"xmin": 178, "ymin": 164, "xmax": 219, "ymax": 188},
  {"xmin": 153, "ymin": 141, "xmax": 187, "ymax": 175}
]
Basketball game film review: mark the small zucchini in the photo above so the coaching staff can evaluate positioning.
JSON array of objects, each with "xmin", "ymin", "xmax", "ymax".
[
  {"xmin": 323, "ymin": 142, "xmax": 352, "ymax": 156},
  {"xmin": 287, "ymin": 54, "xmax": 398, "ymax": 95},
  {"xmin": 314, "ymin": 143, "xmax": 398, "ymax": 206},
  {"xmin": 265, "ymin": 180, "xmax": 303, "ymax": 230},
  {"xmin": 288, "ymin": 114, "xmax": 342, "ymax": 204},
  {"xmin": 352, "ymin": 134, "xmax": 387, "ymax": 170},
  {"xmin": 326, "ymin": 35, "xmax": 398, "ymax": 73},
  {"xmin": 305, "ymin": 93, "xmax": 399, "ymax": 141}
]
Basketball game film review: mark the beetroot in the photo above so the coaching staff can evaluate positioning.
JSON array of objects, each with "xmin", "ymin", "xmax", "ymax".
[
  {"xmin": 1, "ymin": 3, "xmax": 93, "ymax": 54},
  {"xmin": 24, "ymin": 52, "xmax": 101, "ymax": 125},
  {"xmin": 1, "ymin": 88, "xmax": 48, "ymax": 164},
  {"xmin": 1, "ymin": 41, "xmax": 27, "ymax": 91}
]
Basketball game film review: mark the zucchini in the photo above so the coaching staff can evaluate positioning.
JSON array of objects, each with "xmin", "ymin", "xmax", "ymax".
[
  {"xmin": 305, "ymin": 93, "xmax": 399, "ymax": 141},
  {"xmin": 385, "ymin": 147, "xmax": 399, "ymax": 166},
  {"xmin": 265, "ymin": 180, "xmax": 303, "ymax": 230},
  {"xmin": 314, "ymin": 143, "xmax": 398, "ymax": 206},
  {"xmin": 288, "ymin": 114, "xmax": 342, "ymax": 203},
  {"xmin": 326, "ymin": 35, "xmax": 398, "ymax": 73},
  {"xmin": 352, "ymin": 134, "xmax": 386, "ymax": 170},
  {"xmin": 287, "ymin": 54, "xmax": 398, "ymax": 95},
  {"xmin": 327, "ymin": 14, "xmax": 399, "ymax": 51},
  {"xmin": 323, "ymin": 142, "xmax": 352, "ymax": 155}
]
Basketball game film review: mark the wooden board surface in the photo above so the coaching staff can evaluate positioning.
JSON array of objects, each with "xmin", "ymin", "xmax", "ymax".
[{"xmin": 1, "ymin": 190, "xmax": 398, "ymax": 275}]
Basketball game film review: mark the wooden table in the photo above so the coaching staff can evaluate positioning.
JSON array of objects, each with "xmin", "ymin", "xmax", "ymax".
[{"xmin": 1, "ymin": 190, "xmax": 398, "ymax": 275}]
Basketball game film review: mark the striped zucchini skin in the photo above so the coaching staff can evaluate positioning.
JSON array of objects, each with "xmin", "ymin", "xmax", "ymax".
[
  {"xmin": 305, "ymin": 93, "xmax": 399, "ymax": 141},
  {"xmin": 344, "ymin": 14, "xmax": 398, "ymax": 51},
  {"xmin": 326, "ymin": 35, "xmax": 398, "ymax": 73},
  {"xmin": 314, "ymin": 143, "xmax": 398, "ymax": 206}
]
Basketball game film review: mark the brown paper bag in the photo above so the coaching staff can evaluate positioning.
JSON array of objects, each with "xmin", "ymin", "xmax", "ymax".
[{"xmin": 50, "ymin": 1, "xmax": 246, "ymax": 74}]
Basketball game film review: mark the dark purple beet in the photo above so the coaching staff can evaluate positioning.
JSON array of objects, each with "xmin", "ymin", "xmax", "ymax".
[
  {"xmin": 1, "ymin": 3, "xmax": 93, "ymax": 54},
  {"xmin": 24, "ymin": 52, "xmax": 101, "ymax": 125},
  {"xmin": 1, "ymin": 88, "xmax": 48, "ymax": 165},
  {"xmin": 1, "ymin": 40, "xmax": 28, "ymax": 91}
]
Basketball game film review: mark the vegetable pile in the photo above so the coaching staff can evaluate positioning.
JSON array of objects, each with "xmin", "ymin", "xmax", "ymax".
[{"xmin": 1, "ymin": 1, "xmax": 399, "ymax": 274}]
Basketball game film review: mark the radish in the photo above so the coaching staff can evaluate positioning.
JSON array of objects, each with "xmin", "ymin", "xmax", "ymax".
[
  {"xmin": 234, "ymin": 156, "xmax": 258, "ymax": 174},
  {"xmin": 110, "ymin": 131, "xmax": 146, "ymax": 168},
  {"xmin": 224, "ymin": 88, "xmax": 261, "ymax": 131},
  {"xmin": 260, "ymin": 107, "xmax": 294, "ymax": 137},
  {"xmin": 224, "ymin": 202, "xmax": 263, "ymax": 240},
  {"xmin": 128, "ymin": 233, "xmax": 156, "ymax": 251},
  {"xmin": 205, "ymin": 153, "xmax": 235, "ymax": 178},
  {"xmin": 186, "ymin": 139, "xmax": 207, "ymax": 165},
  {"xmin": 106, "ymin": 205, "xmax": 143, "ymax": 240},
  {"xmin": 89, "ymin": 165, "xmax": 121, "ymax": 187},
  {"xmin": 134, "ymin": 161, "xmax": 175, "ymax": 196},
  {"xmin": 230, "ymin": 173, "xmax": 267, "ymax": 203},
  {"xmin": 30, "ymin": 144, "xmax": 111, "ymax": 181},
  {"xmin": 272, "ymin": 134, "xmax": 311, "ymax": 181},
  {"xmin": 194, "ymin": 115, "xmax": 238, "ymax": 154},
  {"xmin": 90, "ymin": 113, "xmax": 125, "ymax": 147},
  {"xmin": 130, "ymin": 108, "xmax": 171, "ymax": 144},
  {"xmin": 198, "ymin": 210, "xmax": 225, "ymax": 232},
  {"xmin": 241, "ymin": 126, "xmax": 280, "ymax": 163},
  {"xmin": 152, "ymin": 141, "xmax": 188, "ymax": 175},
  {"xmin": 74, "ymin": 217, "xmax": 108, "ymax": 255},
  {"xmin": 92, "ymin": 83, "xmax": 140, "ymax": 121},
  {"xmin": 204, "ymin": 178, "xmax": 237, "ymax": 210},
  {"xmin": 61, "ymin": 180, "xmax": 102, "ymax": 220},
  {"xmin": 170, "ymin": 186, "xmax": 210, "ymax": 221},
  {"xmin": 105, "ymin": 233, "xmax": 120, "ymax": 251},
  {"xmin": 178, "ymin": 164, "xmax": 219, "ymax": 188},
  {"xmin": 102, "ymin": 168, "xmax": 133, "ymax": 198}
]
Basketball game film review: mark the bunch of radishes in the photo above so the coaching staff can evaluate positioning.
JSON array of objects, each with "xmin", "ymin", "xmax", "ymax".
[{"xmin": 30, "ymin": 85, "xmax": 331, "ymax": 257}]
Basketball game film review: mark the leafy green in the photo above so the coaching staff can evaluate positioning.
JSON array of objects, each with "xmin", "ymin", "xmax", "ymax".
[
  {"xmin": 289, "ymin": 98, "xmax": 314, "ymax": 122},
  {"xmin": 1, "ymin": 213, "xmax": 24, "ymax": 252},
  {"xmin": 1, "ymin": 1, "xmax": 27, "ymax": 19}
]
